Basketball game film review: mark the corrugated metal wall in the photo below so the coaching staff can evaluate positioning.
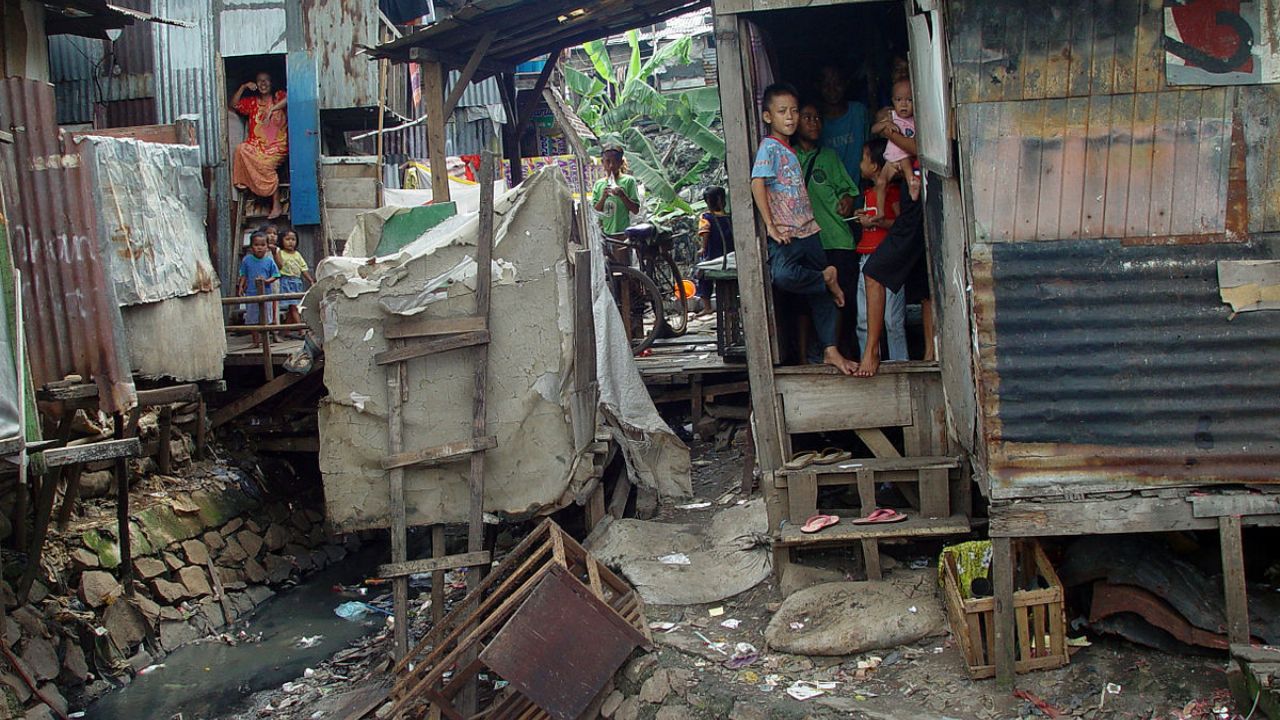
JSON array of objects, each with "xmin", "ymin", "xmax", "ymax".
[
  {"xmin": 949, "ymin": 0, "xmax": 1280, "ymax": 497},
  {"xmin": 48, "ymin": 0, "xmax": 157, "ymax": 127},
  {"xmin": 152, "ymin": 0, "xmax": 222, "ymax": 167},
  {"xmin": 0, "ymin": 79, "xmax": 136, "ymax": 413},
  {"xmin": 303, "ymin": 0, "xmax": 377, "ymax": 109}
]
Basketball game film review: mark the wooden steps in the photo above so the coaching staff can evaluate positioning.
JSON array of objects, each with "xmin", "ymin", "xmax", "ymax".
[{"xmin": 778, "ymin": 512, "xmax": 971, "ymax": 547}]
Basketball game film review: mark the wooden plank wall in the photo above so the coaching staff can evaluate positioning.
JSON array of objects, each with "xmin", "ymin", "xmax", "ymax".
[{"xmin": 949, "ymin": 0, "xmax": 1280, "ymax": 240}]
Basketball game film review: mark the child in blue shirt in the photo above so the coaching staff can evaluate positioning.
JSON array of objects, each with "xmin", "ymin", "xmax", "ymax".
[
  {"xmin": 237, "ymin": 230, "xmax": 280, "ymax": 344},
  {"xmin": 749, "ymin": 83, "xmax": 857, "ymax": 375}
]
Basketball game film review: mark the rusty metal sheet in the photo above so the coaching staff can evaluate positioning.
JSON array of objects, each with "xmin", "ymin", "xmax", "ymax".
[
  {"xmin": 0, "ymin": 78, "xmax": 136, "ymax": 413},
  {"xmin": 973, "ymin": 238, "xmax": 1280, "ymax": 497},
  {"xmin": 302, "ymin": 0, "xmax": 378, "ymax": 110},
  {"xmin": 479, "ymin": 568, "xmax": 643, "ymax": 720}
]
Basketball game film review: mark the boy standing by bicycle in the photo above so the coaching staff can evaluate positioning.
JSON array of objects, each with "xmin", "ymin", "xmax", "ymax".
[{"xmin": 751, "ymin": 83, "xmax": 857, "ymax": 376}]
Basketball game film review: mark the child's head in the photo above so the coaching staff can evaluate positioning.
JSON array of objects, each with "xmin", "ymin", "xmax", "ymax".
[
  {"xmin": 891, "ymin": 56, "xmax": 910, "ymax": 83},
  {"xmin": 860, "ymin": 138, "xmax": 889, "ymax": 181},
  {"xmin": 761, "ymin": 83, "xmax": 800, "ymax": 138},
  {"xmin": 601, "ymin": 144, "xmax": 624, "ymax": 176},
  {"xmin": 249, "ymin": 231, "xmax": 269, "ymax": 258},
  {"xmin": 281, "ymin": 228, "xmax": 298, "ymax": 251},
  {"xmin": 892, "ymin": 79, "xmax": 913, "ymax": 120},
  {"xmin": 798, "ymin": 102, "xmax": 823, "ymax": 144},
  {"xmin": 816, "ymin": 65, "xmax": 847, "ymax": 106},
  {"xmin": 703, "ymin": 186, "xmax": 726, "ymax": 213},
  {"xmin": 874, "ymin": 106, "xmax": 892, "ymax": 125}
]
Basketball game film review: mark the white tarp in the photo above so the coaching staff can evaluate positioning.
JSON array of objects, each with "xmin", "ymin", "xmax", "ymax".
[
  {"xmin": 82, "ymin": 137, "xmax": 218, "ymax": 305},
  {"xmin": 307, "ymin": 168, "xmax": 688, "ymax": 531}
]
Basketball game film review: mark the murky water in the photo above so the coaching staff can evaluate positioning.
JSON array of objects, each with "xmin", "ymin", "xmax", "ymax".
[{"xmin": 85, "ymin": 542, "xmax": 387, "ymax": 720}]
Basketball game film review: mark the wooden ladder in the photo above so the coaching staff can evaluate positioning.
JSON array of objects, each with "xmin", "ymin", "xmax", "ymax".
[{"xmin": 377, "ymin": 151, "xmax": 499, "ymax": 668}]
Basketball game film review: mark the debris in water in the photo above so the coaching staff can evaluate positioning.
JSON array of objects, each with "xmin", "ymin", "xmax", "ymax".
[
  {"xmin": 295, "ymin": 635, "xmax": 324, "ymax": 649},
  {"xmin": 138, "ymin": 664, "xmax": 165, "ymax": 675},
  {"xmin": 677, "ymin": 501, "xmax": 712, "ymax": 510}
]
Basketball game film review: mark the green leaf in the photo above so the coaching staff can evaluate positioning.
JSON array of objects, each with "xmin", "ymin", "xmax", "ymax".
[
  {"xmin": 625, "ymin": 30, "xmax": 642, "ymax": 89},
  {"xmin": 564, "ymin": 66, "xmax": 605, "ymax": 101},
  {"xmin": 675, "ymin": 87, "xmax": 721, "ymax": 114},
  {"xmin": 583, "ymin": 39, "xmax": 614, "ymax": 86},
  {"xmin": 639, "ymin": 37, "xmax": 692, "ymax": 79},
  {"xmin": 623, "ymin": 128, "xmax": 693, "ymax": 213}
]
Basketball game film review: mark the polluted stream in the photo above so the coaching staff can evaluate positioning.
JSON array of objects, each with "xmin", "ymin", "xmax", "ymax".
[{"xmin": 85, "ymin": 542, "xmax": 388, "ymax": 720}]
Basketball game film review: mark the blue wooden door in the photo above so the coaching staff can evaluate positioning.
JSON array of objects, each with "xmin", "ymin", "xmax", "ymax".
[{"xmin": 286, "ymin": 50, "xmax": 321, "ymax": 225}]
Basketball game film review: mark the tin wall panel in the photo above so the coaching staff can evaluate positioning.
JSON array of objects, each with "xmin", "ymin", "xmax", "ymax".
[
  {"xmin": 152, "ymin": 0, "xmax": 221, "ymax": 167},
  {"xmin": 219, "ymin": 7, "xmax": 287, "ymax": 56},
  {"xmin": 0, "ymin": 79, "xmax": 136, "ymax": 412},
  {"xmin": 973, "ymin": 238, "xmax": 1280, "ymax": 497},
  {"xmin": 302, "ymin": 0, "xmax": 378, "ymax": 109}
]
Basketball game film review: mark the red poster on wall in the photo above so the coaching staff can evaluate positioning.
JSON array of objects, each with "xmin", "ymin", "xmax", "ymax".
[{"xmin": 1165, "ymin": 0, "xmax": 1280, "ymax": 85}]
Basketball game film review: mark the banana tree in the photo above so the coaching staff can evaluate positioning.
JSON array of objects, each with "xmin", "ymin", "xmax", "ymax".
[{"xmin": 565, "ymin": 30, "xmax": 724, "ymax": 215}]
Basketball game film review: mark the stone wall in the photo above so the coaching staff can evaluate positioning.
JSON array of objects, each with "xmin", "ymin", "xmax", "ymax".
[{"xmin": 0, "ymin": 485, "xmax": 356, "ymax": 719}]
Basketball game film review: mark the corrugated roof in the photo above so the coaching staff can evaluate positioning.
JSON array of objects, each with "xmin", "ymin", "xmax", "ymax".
[
  {"xmin": 0, "ymin": 78, "xmax": 136, "ymax": 413},
  {"xmin": 370, "ymin": 0, "xmax": 710, "ymax": 68}
]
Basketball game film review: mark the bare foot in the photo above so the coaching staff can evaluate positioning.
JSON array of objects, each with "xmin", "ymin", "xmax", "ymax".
[
  {"xmin": 267, "ymin": 205, "xmax": 284, "ymax": 220},
  {"xmin": 822, "ymin": 266, "xmax": 846, "ymax": 307},
  {"xmin": 823, "ymin": 346, "xmax": 858, "ymax": 376},
  {"xmin": 855, "ymin": 345, "xmax": 880, "ymax": 378}
]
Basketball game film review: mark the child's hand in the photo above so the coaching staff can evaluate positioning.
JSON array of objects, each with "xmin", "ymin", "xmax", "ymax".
[
  {"xmin": 836, "ymin": 196, "xmax": 856, "ymax": 217},
  {"xmin": 766, "ymin": 223, "xmax": 788, "ymax": 244}
]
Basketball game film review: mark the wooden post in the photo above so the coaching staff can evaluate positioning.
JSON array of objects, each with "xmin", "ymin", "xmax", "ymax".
[
  {"xmin": 115, "ymin": 412, "xmax": 135, "ymax": 598},
  {"xmin": 1220, "ymin": 516, "xmax": 1249, "ymax": 646},
  {"xmin": 421, "ymin": 61, "xmax": 451, "ymax": 204},
  {"xmin": 387, "ymin": 352, "xmax": 409, "ymax": 659},
  {"xmin": 993, "ymin": 536, "xmax": 1017, "ymax": 689},
  {"xmin": 55, "ymin": 465, "xmax": 83, "ymax": 529},
  {"xmin": 501, "ymin": 73, "xmax": 523, "ymax": 187},
  {"xmin": 374, "ymin": 29, "xmax": 390, "ymax": 209},
  {"xmin": 430, "ymin": 522, "xmax": 446, "ymax": 720},
  {"xmin": 469, "ymin": 150, "xmax": 496, "ymax": 562},
  {"xmin": 156, "ymin": 406, "xmax": 174, "ymax": 474},
  {"xmin": 257, "ymin": 277, "xmax": 273, "ymax": 382}
]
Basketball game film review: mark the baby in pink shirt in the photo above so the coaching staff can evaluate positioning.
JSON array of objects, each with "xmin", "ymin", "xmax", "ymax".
[{"xmin": 871, "ymin": 79, "xmax": 917, "ymax": 218}]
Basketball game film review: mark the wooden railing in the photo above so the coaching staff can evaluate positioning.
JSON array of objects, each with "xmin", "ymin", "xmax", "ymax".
[{"xmin": 222, "ymin": 283, "xmax": 308, "ymax": 380}]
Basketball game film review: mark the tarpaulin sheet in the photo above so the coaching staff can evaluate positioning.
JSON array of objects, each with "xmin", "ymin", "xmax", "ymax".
[
  {"xmin": 0, "ymin": 250, "xmax": 20, "ymax": 444},
  {"xmin": 307, "ymin": 168, "xmax": 689, "ymax": 531},
  {"xmin": 82, "ymin": 136, "xmax": 217, "ymax": 305}
]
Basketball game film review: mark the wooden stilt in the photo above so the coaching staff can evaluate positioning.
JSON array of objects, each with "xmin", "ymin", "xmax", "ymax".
[
  {"xmin": 1220, "ymin": 516, "xmax": 1250, "ymax": 646},
  {"xmin": 388, "ymin": 347, "xmax": 409, "ymax": 659},
  {"xmin": 993, "ymin": 536, "xmax": 1017, "ymax": 689}
]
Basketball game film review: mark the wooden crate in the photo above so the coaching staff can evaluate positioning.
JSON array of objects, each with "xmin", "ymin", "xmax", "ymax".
[
  {"xmin": 389, "ymin": 519, "xmax": 650, "ymax": 719},
  {"xmin": 941, "ymin": 540, "xmax": 1069, "ymax": 679}
]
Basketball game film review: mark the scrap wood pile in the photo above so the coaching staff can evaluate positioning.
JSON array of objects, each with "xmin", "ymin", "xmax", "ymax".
[{"xmin": 389, "ymin": 519, "xmax": 651, "ymax": 719}]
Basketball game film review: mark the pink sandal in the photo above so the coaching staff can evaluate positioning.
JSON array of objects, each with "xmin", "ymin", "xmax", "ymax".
[
  {"xmin": 851, "ymin": 508, "xmax": 907, "ymax": 524},
  {"xmin": 800, "ymin": 514, "xmax": 840, "ymax": 533}
]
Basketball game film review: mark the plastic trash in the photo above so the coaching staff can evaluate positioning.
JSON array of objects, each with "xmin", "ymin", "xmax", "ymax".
[
  {"xmin": 785, "ymin": 681, "xmax": 827, "ymax": 701},
  {"xmin": 334, "ymin": 601, "xmax": 372, "ymax": 620},
  {"xmin": 138, "ymin": 664, "xmax": 165, "ymax": 675},
  {"xmin": 720, "ymin": 618, "xmax": 741, "ymax": 629},
  {"xmin": 658, "ymin": 553, "xmax": 691, "ymax": 565},
  {"xmin": 294, "ymin": 635, "xmax": 324, "ymax": 648}
]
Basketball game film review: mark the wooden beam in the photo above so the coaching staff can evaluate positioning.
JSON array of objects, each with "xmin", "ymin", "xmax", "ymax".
[
  {"xmin": 377, "ymin": 551, "xmax": 492, "ymax": 580},
  {"xmin": 515, "ymin": 49, "xmax": 561, "ymax": 131},
  {"xmin": 990, "ymin": 495, "xmax": 1217, "ymax": 537},
  {"xmin": 1220, "ymin": 516, "xmax": 1250, "ymax": 646},
  {"xmin": 408, "ymin": 46, "xmax": 514, "ymax": 78},
  {"xmin": 40, "ymin": 438, "xmax": 141, "ymax": 467},
  {"xmin": 442, "ymin": 30, "xmax": 497, "ymax": 118},
  {"xmin": 210, "ymin": 370, "xmax": 316, "ymax": 428},
  {"xmin": 381, "ymin": 436, "xmax": 497, "ymax": 471},
  {"xmin": 1192, "ymin": 493, "xmax": 1280, "ymax": 518},
  {"xmin": 374, "ymin": 330, "xmax": 490, "ymax": 365},
  {"xmin": 385, "ymin": 314, "xmax": 487, "ymax": 340},
  {"xmin": 136, "ymin": 384, "xmax": 201, "ymax": 406},
  {"xmin": 421, "ymin": 60, "xmax": 451, "ymax": 204}
]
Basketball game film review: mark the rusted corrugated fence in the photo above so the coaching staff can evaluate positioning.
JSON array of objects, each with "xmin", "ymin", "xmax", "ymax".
[{"xmin": 0, "ymin": 79, "xmax": 136, "ymax": 413}]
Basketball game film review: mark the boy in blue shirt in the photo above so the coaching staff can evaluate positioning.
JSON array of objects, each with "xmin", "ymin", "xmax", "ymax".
[
  {"xmin": 750, "ymin": 83, "xmax": 857, "ymax": 375},
  {"xmin": 237, "ymin": 230, "xmax": 280, "ymax": 345}
]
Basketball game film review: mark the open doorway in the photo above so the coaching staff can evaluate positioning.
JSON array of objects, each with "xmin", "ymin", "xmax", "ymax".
[
  {"xmin": 223, "ymin": 53, "xmax": 292, "ymax": 256},
  {"xmin": 742, "ymin": 3, "xmax": 938, "ymax": 367}
]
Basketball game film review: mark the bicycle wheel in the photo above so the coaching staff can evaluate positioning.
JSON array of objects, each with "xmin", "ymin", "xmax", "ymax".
[
  {"xmin": 610, "ymin": 265, "xmax": 665, "ymax": 354},
  {"xmin": 648, "ymin": 253, "xmax": 689, "ymax": 337}
]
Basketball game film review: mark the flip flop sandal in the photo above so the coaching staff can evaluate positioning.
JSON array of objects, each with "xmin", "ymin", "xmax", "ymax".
[
  {"xmin": 784, "ymin": 451, "xmax": 820, "ymax": 470},
  {"xmin": 813, "ymin": 447, "xmax": 853, "ymax": 465},
  {"xmin": 852, "ymin": 508, "xmax": 908, "ymax": 525},
  {"xmin": 801, "ymin": 514, "xmax": 840, "ymax": 533}
]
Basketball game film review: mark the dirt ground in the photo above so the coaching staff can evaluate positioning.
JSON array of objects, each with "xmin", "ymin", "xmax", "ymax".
[{"xmin": 223, "ymin": 439, "xmax": 1245, "ymax": 720}]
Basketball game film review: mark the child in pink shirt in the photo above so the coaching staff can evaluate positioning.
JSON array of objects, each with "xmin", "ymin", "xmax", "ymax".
[{"xmin": 871, "ymin": 79, "xmax": 917, "ymax": 219}]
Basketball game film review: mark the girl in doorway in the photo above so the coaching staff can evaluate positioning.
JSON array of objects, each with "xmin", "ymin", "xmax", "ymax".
[{"xmin": 276, "ymin": 228, "xmax": 314, "ymax": 334}]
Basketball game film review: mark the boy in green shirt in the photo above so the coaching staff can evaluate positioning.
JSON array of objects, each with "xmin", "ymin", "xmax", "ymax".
[
  {"xmin": 591, "ymin": 144, "xmax": 641, "ymax": 238},
  {"xmin": 797, "ymin": 102, "xmax": 860, "ymax": 357}
]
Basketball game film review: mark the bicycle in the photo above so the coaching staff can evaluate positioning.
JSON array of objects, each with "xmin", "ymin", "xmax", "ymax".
[{"xmin": 603, "ymin": 223, "xmax": 691, "ymax": 354}]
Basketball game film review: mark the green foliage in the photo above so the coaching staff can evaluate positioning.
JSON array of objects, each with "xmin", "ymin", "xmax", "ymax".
[{"xmin": 568, "ymin": 29, "xmax": 723, "ymax": 215}]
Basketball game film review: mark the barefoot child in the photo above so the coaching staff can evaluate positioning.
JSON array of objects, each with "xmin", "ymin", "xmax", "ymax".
[
  {"xmin": 858, "ymin": 163, "xmax": 924, "ymax": 377},
  {"xmin": 750, "ymin": 83, "xmax": 857, "ymax": 375},
  {"xmin": 237, "ymin": 231, "xmax": 280, "ymax": 345},
  {"xmin": 276, "ymin": 228, "xmax": 314, "ymax": 332},
  {"xmin": 854, "ymin": 138, "xmax": 908, "ymax": 362}
]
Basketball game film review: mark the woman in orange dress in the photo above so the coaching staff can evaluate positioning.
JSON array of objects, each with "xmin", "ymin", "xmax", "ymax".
[{"xmin": 230, "ymin": 72, "xmax": 288, "ymax": 219}]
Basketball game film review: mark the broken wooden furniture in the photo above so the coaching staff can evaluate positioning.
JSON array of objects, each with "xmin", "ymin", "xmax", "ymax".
[
  {"xmin": 390, "ymin": 519, "xmax": 651, "ymax": 720},
  {"xmin": 941, "ymin": 540, "xmax": 1068, "ymax": 679}
]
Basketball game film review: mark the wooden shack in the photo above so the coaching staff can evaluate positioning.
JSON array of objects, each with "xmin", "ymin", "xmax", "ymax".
[{"xmin": 713, "ymin": 0, "xmax": 1280, "ymax": 685}]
